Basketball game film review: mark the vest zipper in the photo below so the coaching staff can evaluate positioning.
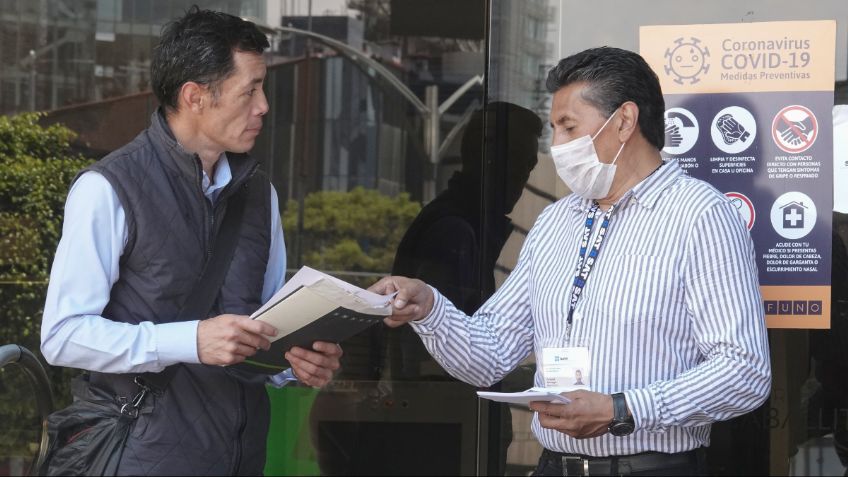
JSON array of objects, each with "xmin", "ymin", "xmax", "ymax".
[
  {"xmin": 193, "ymin": 154, "xmax": 215, "ymax": 262},
  {"xmin": 206, "ymin": 201, "xmax": 215, "ymax": 259},
  {"xmin": 200, "ymin": 158, "xmax": 259, "ymax": 262}
]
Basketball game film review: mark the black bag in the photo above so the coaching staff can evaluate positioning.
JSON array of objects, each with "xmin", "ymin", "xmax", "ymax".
[
  {"xmin": 40, "ymin": 376, "xmax": 151, "ymax": 476},
  {"xmin": 38, "ymin": 186, "xmax": 248, "ymax": 476}
]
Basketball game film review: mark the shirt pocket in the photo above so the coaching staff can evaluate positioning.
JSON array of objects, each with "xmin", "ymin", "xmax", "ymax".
[{"xmin": 589, "ymin": 254, "xmax": 682, "ymax": 324}]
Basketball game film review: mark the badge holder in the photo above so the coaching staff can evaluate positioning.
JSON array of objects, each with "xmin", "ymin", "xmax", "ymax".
[{"xmin": 537, "ymin": 335, "xmax": 592, "ymax": 391}]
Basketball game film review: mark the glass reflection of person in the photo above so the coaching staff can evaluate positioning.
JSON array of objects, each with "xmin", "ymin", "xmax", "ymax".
[
  {"xmin": 389, "ymin": 102, "xmax": 543, "ymax": 380},
  {"xmin": 387, "ymin": 102, "xmax": 542, "ymax": 476}
]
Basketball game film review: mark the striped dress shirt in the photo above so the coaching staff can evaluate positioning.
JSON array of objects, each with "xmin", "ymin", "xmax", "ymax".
[{"xmin": 410, "ymin": 159, "xmax": 771, "ymax": 456}]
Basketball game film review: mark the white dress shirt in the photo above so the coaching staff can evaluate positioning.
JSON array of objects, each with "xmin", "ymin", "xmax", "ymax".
[{"xmin": 41, "ymin": 156, "xmax": 292, "ymax": 383}]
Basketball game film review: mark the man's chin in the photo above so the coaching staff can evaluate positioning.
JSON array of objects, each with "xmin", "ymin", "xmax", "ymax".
[{"xmin": 230, "ymin": 141, "xmax": 256, "ymax": 154}]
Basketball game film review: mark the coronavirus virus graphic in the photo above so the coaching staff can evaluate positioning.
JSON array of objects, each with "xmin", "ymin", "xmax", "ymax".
[{"xmin": 664, "ymin": 37, "xmax": 710, "ymax": 85}]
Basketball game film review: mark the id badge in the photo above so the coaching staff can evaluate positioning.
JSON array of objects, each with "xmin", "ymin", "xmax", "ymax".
[{"xmin": 541, "ymin": 346, "xmax": 590, "ymax": 389}]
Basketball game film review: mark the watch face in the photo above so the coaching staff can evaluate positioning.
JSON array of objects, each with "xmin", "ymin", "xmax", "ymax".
[{"xmin": 609, "ymin": 421, "xmax": 635, "ymax": 437}]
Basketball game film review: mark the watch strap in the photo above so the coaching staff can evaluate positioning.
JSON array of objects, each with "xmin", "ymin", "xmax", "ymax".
[
  {"xmin": 612, "ymin": 392, "xmax": 631, "ymax": 422},
  {"xmin": 609, "ymin": 392, "xmax": 635, "ymax": 438}
]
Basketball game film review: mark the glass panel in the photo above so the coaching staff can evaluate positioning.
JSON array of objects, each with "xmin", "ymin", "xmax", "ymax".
[
  {"xmin": 264, "ymin": 2, "xmax": 490, "ymax": 473},
  {"xmin": 487, "ymin": 2, "xmax": 562, "ymax": 474}
]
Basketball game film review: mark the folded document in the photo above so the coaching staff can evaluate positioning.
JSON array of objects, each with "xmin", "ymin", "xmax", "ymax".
[{"xmin": 236, "ymin": 266, "xmax": 395, "ymax": 374}]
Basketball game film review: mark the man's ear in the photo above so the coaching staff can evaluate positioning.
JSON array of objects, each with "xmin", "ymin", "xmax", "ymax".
[
  {"xmin": 617, "ymin": 101, "xmax": 640, "ymax": 143},
  {"xmin": 178, "ymin": 81, "xmax": 207, "ymax": 113}
]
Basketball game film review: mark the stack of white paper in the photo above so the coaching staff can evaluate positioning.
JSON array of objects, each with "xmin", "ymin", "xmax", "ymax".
[{"xmin": 477, "ymin": 387, "xmax": 575, "ymax": 405}]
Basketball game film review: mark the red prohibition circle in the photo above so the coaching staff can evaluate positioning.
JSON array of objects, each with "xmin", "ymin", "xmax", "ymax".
[
  {"xmin": 725, "ymin": 192, "xmax": 755, "ymax": 230},
  {"xmin": 771, "ymin": 105, "xmax": 818, "ymax": 154}
]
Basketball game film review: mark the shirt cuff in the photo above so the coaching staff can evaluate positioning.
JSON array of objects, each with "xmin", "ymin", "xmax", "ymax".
[
  {"xmin": 624, "ymin": 387, "xmax": 661, "ymax": 432},
  {"xmin": 267, "ymin": 368, "xmax": 298, "ymax": 388},
  {"xmin": 409, "ymin": 286, "xmax": 447, "ymax": 335},
  {"xmin": 155, "ymin": 320, "xmax": 201, "ymax": 366}
]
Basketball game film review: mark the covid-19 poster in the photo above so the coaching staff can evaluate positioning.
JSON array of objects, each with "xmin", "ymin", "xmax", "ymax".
[{"xmin": 640, "ymin": 20, "xmax": 835, "ymax": 329}]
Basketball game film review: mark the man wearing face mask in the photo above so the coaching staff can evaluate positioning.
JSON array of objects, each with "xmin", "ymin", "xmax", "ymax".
[{"xmin": 369, "ymin": 47, "xmax": 771, "ymax": 476}]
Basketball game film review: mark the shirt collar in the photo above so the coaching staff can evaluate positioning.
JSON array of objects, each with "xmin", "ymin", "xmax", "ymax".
[
  {"xmin": 202, "ymin": 153, "xmax": 232, "ymax": 202},
  {"xmin": 630, "ymin": 159, "xmax": 683, "ymax": 209},
  {"xmin": 566, "ymin": 159, "xmax": 684, "ymax": 212}
]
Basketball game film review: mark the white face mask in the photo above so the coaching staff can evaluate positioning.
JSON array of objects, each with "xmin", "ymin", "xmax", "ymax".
[{"xmin": 550, "ymin": 110, "xmax": 625, "ymax": 200}]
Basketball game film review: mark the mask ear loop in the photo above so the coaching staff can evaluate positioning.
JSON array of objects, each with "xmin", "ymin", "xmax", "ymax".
[
  {"xmin": 592, "ymin": 108, "xmax": 626, "ymax": 165},
  {"xmin": 591, "ymin": 109, "xmax": 619, "ymax": 141},
  {"xmin": 611, "ymin": 142, "xmax": 625, "ymax": 165}
]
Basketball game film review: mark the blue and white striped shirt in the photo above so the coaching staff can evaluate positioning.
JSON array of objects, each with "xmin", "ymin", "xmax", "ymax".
[{"xmin": 410, "ymin": 159, "xmax": 771, "ymax": 456}]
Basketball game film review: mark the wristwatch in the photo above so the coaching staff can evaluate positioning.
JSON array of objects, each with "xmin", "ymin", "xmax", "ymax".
[{"xmin": 608, "ymin": 393, "xmax": 635, "ymax": 436}]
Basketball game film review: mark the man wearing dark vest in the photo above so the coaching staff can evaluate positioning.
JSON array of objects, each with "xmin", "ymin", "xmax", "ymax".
[{"xmin": 40, "ymin": 8, "xmax": 342, "ymax": 475}]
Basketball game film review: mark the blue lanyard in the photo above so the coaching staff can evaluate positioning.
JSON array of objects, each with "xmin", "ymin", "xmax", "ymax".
[{"xmin": 567, "ymin": 202, "xmax": 616, "ymax": 333}]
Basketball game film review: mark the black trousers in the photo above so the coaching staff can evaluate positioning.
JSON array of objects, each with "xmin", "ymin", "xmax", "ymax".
[{"xmin": 532, "ymin": 448, "xmax": 707, "ymax": 476}]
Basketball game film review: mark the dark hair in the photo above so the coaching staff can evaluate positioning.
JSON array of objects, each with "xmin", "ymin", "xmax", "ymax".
[
  {"xmin": 152, "ymin": 6, "xmax": 270, "ymax": 111},
  {"xmin": 546, "ymin": 47, "xmax": 665, "ymax": 150}
]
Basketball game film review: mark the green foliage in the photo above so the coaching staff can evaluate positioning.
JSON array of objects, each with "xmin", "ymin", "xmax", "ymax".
[
  {"xmin": 0, "ymin": 113, "xmax": 92, "ymax": 458},
  {"xmin": 283, "ymin": 187, "xmax": 421, "ymax": 286},
  {"xmin": 0, "ymin": 113, "xmax": 90, "ymax": 280}
]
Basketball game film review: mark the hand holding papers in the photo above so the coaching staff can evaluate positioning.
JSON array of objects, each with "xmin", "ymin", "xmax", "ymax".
[
  {"xmin": 236, "ymin": 266, "xmax": 396, "ymax": 374},
  {"xmin": 477, "ymin": 387, "xmax": 574, "ymax": 406}
]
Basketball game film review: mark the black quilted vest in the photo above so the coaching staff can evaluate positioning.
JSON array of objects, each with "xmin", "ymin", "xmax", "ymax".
[{"xmin": 80, "ymin": 110, "xmax": 273, "ymax": 475}]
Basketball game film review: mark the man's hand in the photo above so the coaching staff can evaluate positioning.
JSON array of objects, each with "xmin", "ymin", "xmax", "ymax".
[
  {"xmin": 197, "ymin": 314, "xmax": 277, "ymax": 366},
  {"xmin": 528, "ymin": 390, "xmax": 614, "ymax": 439},
  {"xmin": 368, "ymin": 276, "xmax": 435, "ymax": 328},
  {"xmin": 286, "ymin": 341, "xmax": 343, "ymax": 388}
]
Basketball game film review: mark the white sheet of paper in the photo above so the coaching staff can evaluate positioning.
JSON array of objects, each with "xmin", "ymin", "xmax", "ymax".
[
  {"xmin": 251, "ymin": 266, "xmax": 395, "ymax": 319},
  {"xmin": 477, "ymin": 387, "xmax": 574, "ymax": 405},
  {"xmin": 306, "ymin": 278, "xmax": 393, "ymax": 315}
]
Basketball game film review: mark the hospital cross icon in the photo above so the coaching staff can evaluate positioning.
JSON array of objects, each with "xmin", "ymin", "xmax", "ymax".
[
  {"xmin": 781, "ymin": 202, "xmax": 806, "ymax": 229},
  {"xmin": 785, "ymin": 209, "xmax": 802, "ymax": 227},
  {"xmin": 770, "ymin": 192, "xmax": 816, "ymax": 240}
]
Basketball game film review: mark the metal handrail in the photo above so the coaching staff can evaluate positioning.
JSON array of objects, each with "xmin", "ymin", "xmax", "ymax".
[{"xmin": 0, "ymin": 344, "xmax": 54, "ymax": 476}]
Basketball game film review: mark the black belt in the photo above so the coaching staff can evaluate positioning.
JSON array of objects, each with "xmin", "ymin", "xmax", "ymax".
[{"xmin": 539, "ymin": 447, "xmax": 704, "ymax": 476}]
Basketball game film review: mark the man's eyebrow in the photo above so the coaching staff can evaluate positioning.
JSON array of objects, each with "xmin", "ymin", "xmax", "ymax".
[
  {"xmin": 239, "ymin": 76, "xmax": 264, "ymax": 89},
  {"xmin": 552, "ymin": 113, "xmax": 574, "ymax": 126}
]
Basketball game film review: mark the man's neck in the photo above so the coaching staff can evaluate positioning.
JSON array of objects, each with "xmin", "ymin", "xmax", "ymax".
[
  {"xmin": 166, "ymin": 113, "xmax": 222, "ymax": 179},
  {"xmin": 597, "ymin": 149, "xmax": 663, "ymax": 211}
]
